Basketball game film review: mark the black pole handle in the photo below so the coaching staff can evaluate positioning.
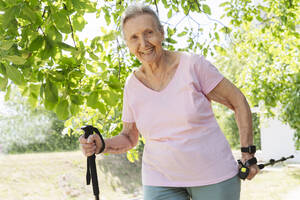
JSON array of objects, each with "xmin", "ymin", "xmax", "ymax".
[{"xmin": 81, "ymin": 125, "xmax": 100, "ymax": 200}]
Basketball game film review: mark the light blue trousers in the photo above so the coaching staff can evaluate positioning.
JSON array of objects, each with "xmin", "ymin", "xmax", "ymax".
[{"xmin": 143, "ymin": 175, "xmax": 241, "ymax": 200}]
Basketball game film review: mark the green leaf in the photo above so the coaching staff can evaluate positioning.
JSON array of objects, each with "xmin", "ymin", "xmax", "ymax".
[
  {"xmin": 29, "ymin": 83, "xmax": 40, "ymax": 97},
  {"xmin": 183, "ymin": 6, "xmax": 189, "ymax": 15},
  {"xmin": 101, "ymin": 31, "xmax": 117, "ymax": 41},
  {"xmin": 52, "ymin": 71, "xmax": 65, "ymax": 81},
  {"xmin": 96, "ymin": 101, "xmax": 106, "ymax": 114},
  {"xmin": 162, "ymin": 0, "xmax": 168, "ymax": 8},
  {"xmin": 28, "ymin": 93, "xmax": 38, "ymax": 108},
  {"xmin": 172, "ymin": 4, "xmax": 179, "ymax": 12},
  {"xmin": 44, "ymin": 99, "xmax": 56, "ymax": 111},
  {"xmin": 2, "ymin": 6, "xmax": 18, "ymax": 28},
  {"xmin": 70, "ymin": 95, "xmax": 84, "ymax": 105},
  {"xmin": 106, "ymin": 75, "xmax": 121, "ymax": 89},
  {"xmin": 47, "ymin": 25, "xmax": 62, "ymax": 41},
  {"xmin": 167, "ymin": 9, "xmax": 172, "ymax": 19},
  {"xmin": 72, "ymin": 13, "xmax": 86, "ymax": 32},
  {"xmin": 4, "ymin": 55, "xmax": 26, "ymax": 65},
  {"xmin": 104, "ymin": 12, "xmax": 111, "ymax": 25},
  {"xmin": 5, "ymin": 84, "xmax": 11, "ymax": 101},
  {"xmin": 0, "ymin": 40, "xmax": 14, "ymax": 50},
  {"xmin": 214, "ymin": 45, "xmax": 227, "ymax": 56},
  {"xmin": 256, "ymin": 15, "xmax": 263, "ymax": 22},
  {"xmin": 219, "ymin": 2, "xmax": 229, "ymax": 7},
  {"xmin": 70, "ymin": 103, "xmax": 80, "ymax": 116},
  {"xmin": 89, "ymin": 52, "xmax": 99, "ymax": 60},
  {"xmin": 6, "ymin": 65, "xmax": 26, "ymax": 85},
  {"xmin": 202, "ymin": 4, "xmax": 211, "ymax": 15},
  {"xmin": 29, "ymin": 36, "xmax": 44, "ymax": 51},
  {"xmin": 45, "ymin": 80, "xmax": 58, "ymax": 104},
  {"xmin": 0, "ymin": 63, "xmax": 6, "ymax": 76},
  {"xmin": 56, "ymin": 99, "xmax": 70, "ymax": 120},
  {"xmin": 101, "ymin": 90, "xmax": 118, "ymax": 106},
  {"xmin": 177, "ymin": 31, "xmax": 187, "ymax": 37},
  {"xmin": 40, "ymin": 37, "xmax": 56, "ymax": 59},
  {"xmin": 166, "ymin": 38, "xmax": 177, "ymax": 44},
  {"xmin": 214, "ymin": 32, "xmax": 220, "ymax": 41},
  {"xmin": 71, "ymin": 0, "xmax": 82, "ymax": 9},
  {"xmin": 220, "ymin": 26, "xmax": 231, "ymax": 34},
  {"xmin": 56, "ymin": 41, "xmax": 76, "ymax": 51},
  {"xmin": 86, "ymin": 64, "xmax": 97, "ymax": 73},
  {"xmin": 0, "ymin": 76, "xmax": 8, "ymax": 91},
  {"xmin": 87, "ymin": 91, "xmax": 98, "ymax": 108},
  {"xmin": 52, "ymin": 10, "xmax": 71, "ymax": 34},
  {"xmin": 21, "ymin": 5, "xmax": 41, "ymax": 24}
]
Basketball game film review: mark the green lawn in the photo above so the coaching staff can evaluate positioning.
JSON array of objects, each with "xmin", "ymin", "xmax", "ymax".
[{"xmin": 0, "ymin": 151, "xmax": 299, "ymax": 200}]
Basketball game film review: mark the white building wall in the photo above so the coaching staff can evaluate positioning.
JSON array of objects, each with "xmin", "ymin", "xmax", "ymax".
[{"xmin": 260, "ymin": 118, "xmax": 300, "ymax": 163}]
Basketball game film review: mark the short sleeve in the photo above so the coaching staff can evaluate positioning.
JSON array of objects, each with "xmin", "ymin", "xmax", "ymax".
[
  {"xmin": 121, "ymin": 86, "xmax": 135, "ymax": 123},
  {"xmin": 194, "ymin": 55, "xmax": 224, "ymax": 95}
]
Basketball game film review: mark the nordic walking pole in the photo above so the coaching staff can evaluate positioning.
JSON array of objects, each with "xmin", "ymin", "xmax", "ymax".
[
  {"xmin": 81, "ymin": 125, "xmax": 105, "ymax": 200},
  {"xmin": 258, "ymin": 155, "xmax": 294, "ymax": 169},
  {"xmin": 238, "ymin": 155, "xmax": 294, "ymax": 180}
]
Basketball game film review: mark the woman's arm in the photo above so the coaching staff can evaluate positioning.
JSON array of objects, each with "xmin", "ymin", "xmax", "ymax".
[
  {"xmin": 206, "ymin": 78, "xmax": 253, "ymax": 148},
  {"xmin": 104, "ymin": 122, "xmax": 140, "ymax": 154},
  {"xmin": 79, "ymin": 122, "xmax": 140, "ymax": 156},
  {"xmin": 206, "ymin": 78, "xmax": 259, "ymax": 180}
]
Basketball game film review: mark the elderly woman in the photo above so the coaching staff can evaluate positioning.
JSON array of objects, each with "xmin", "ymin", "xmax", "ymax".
[{"xmin": 79, "ymin": 4, "xmax": 259, "ymax": 200}]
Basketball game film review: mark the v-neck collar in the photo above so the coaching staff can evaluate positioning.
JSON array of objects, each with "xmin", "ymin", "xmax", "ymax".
[{"xmin": 132, "ymin": 53, "xmax": 183, "ymax": 94}]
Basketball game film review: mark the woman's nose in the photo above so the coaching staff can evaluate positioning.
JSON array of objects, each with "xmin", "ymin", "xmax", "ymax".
[{"xmin": 140, "ymin": 35, "xmax": 148, "ymax": 48}]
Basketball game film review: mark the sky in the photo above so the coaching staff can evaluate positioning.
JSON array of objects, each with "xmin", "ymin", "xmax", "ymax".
[{"xmin": 76, "ymin": 0, "xmax": 229, "ymax": 43}]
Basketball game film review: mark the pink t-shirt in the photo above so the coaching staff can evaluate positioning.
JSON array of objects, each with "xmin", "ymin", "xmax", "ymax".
[{"xmin": 122, "ymin": 52, "xmax": 238, "ymax": 187}]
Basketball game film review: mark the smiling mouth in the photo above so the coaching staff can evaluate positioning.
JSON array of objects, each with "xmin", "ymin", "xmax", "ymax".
[{"xmin": 140, "ymin": 48, "xmax": 154, "ymax": 55}]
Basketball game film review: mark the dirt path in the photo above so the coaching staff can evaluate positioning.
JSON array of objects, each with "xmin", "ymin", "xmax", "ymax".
[
  {"xmin": 0, "ymin": 151, "xmax": 142, "ymax": 200},
  {"xmin": 283, "ymin": 186, "xmax": 300, "ymax": 200},
  {"xmin": 1, "ymin": 151, "xmax": 300, "ymax": 200}
]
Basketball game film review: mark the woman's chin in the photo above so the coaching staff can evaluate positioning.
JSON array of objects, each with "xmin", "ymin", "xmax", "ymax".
[{"xmin": 139, "ymin": 52, "xmax": 160, "ymax": 65}]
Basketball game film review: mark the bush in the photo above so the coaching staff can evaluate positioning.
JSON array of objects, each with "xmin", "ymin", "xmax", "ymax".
[
  {"xmin": 7, "ymin": 117, "xmax": 79, "ymax": 154},
  {"xmin": 214, "ymin": 104, "xmax": 261, "ymax": 149},
  {"xmin": 0, "ymin": 89, "xmax": 79, "ymax": 154}
]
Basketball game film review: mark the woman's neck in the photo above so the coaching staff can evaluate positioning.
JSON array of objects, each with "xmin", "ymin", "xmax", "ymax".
[{"xmin": 141, "ymin": 50, "xmax": 170, "ymax": 75}]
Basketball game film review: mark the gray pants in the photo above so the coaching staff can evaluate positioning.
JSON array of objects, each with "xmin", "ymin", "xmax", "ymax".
[{"xmin": 143, "ymin": 175, "xmax": 241, "ymax": 200}]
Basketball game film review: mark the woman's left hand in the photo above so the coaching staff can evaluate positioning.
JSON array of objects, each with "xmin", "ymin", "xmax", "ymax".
[
  {"xmin": 245, "ymin": 164, "xmax": 260, "ymax": 180},
  {"xmin": 241, "ymin": 153, "xmax": 260, "ymax": 180}
]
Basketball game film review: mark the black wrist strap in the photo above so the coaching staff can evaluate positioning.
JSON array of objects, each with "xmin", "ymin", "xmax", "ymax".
[
  {"xmin": 93, "ymin": 127, "xmax": 105, "ymax": 154},
  {"xmin": 241, "ymin": 145, "xmax": 256, "ymax": 154},
  {"xmin": 245, "ymin": 157, "xmax": 257, "ymax": 167}
]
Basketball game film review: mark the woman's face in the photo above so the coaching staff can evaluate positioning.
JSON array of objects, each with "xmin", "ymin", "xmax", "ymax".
[{"xmin": 123, "ymin": 14, "xmax": 164, "ymax": 65}]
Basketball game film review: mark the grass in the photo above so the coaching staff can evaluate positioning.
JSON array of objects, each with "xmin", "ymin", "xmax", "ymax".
[{"xmin": 0, "ymin": 151, "xmax": 299, "ymax": 200}]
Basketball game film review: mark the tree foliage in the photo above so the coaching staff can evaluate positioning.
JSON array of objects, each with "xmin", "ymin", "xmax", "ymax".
[
  {"xmin": 218, "ymin": 0, "xmax": 299, "ymax": 148},
  {"xmin": 0, "ymin": 0, "xmax": 299, "ymax": 157}
]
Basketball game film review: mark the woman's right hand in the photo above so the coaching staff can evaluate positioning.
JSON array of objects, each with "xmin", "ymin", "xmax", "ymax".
[{"xmin": 79, "ymin": 134, "xmax": 102, "ymax": 157}]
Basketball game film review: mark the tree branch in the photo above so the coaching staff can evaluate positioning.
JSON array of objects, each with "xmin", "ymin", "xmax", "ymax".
[
  {"xmin": 116, "ymin": 37, "xmax": 121, "ymax": 80},
  {"xmin": 154, "ymin": 0, "xmax": 159, "ymax": 16},
  {"xmin": 193, "ymin": 0, "xmax": 227, "ymax": 27},
  {"xmin": 63, "ymin": 3, "xmax": 77, "ymax": 48}
]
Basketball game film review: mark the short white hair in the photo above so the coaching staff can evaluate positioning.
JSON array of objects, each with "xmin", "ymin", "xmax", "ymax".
[{"xmin": 121, "ymin": 4, "xmax": 163, "ymax": 34}]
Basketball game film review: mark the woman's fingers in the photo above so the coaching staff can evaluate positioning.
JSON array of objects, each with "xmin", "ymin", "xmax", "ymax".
[
  {"xmin": 246, "ymin": 164, "xmax": 260, "ymax": 180},
  {"xmin": 88, "ymin": 134, "xmax": 102, "ymax": 154},
  {"xmin": 81, "ymin": 143, "xmax": 96, "ymax": 156},
  {"xmin": 79, "ymin": 134, "xmax": 102, "ymax": 156}
]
